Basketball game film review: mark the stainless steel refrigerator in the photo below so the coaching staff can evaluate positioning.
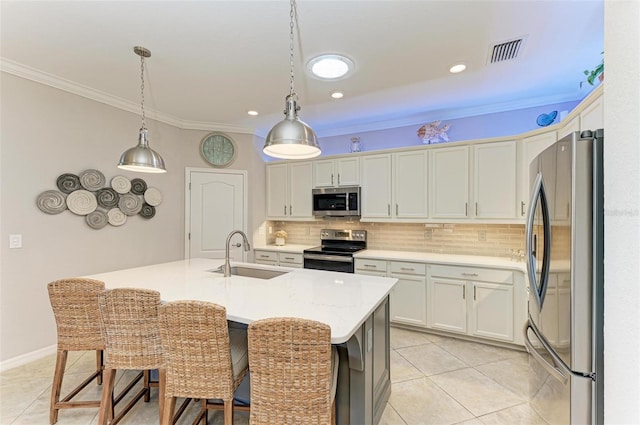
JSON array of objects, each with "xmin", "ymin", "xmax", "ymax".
[{"xmin": 523, "ymin": 129, "xmax": 604, "ymax": 424}]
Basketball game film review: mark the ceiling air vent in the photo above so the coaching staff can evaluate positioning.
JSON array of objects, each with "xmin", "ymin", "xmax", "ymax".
[{"xmin": 489, "ymin": 36, "xmax": 526, "ymax": 63}]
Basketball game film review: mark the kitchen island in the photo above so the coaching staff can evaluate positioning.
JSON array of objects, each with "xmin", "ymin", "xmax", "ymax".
[{"xmin": 87, "ymin": 258, "xmax": 397, "ymax": 425}]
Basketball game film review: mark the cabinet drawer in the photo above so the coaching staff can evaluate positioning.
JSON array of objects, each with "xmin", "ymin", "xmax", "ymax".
[
  {"xmin": 430, "ymin": 265, "xmax": 513, "ymax": 284},
  {"xmin": 254, "ymin": 250, "xmax": 278, "ymax": 262},
  {"xmin": 355, "ymin": 259, "xmax": 388, "ymax": 273},
  {"xmin": 278, "ymin": 252, "xmax": 303, "ymax": 265},
  {"xmin": 390, "ymin": 261, "xmax": 426, "ymax": 275}
]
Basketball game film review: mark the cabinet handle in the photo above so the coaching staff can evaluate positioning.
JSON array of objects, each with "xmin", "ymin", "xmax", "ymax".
[
  {"xmin": 475, "ymin": 202, "xmax": 478, "ymax": 216},
  {"xmin": 462, "ymin": 272, "xmax": 479, "ymax": 277},
  {"xmin": 331, "ymin": 174, "xmax": 334, "ymax": 185},
  {"xmin": 400, "ymin": 267, "xmax": 414, "ymax": 272},
  {"xmin": 463, "ymin": 286, "xmax": 466, "ymax": 299},
  {"xmin": 364, "ymin": 264, "xmax": 377, "ymax": 268},
  {"xmin": 396, "ymin": 204, "xmax": 399, "ymax": 215},
  {"xmin": 284, "ymin": 257, "xmax": 295, "ymax": 260},
  {"xmin": 388, "ymin": 204, "xmax": 391, "ymax": 215},
  {"xmin": 465, "ymin": 202, "xmax": 468, "ymax": 216},
  {"xmin": 474, "ymin": 286, "xmax": 477, "ymax": 300},
  {"xmin": 259, "ymin": 255, "xmax": 270, "ymax": 258},
  {"xmin": 284, "ymin": 205, "xmax": 287, "ymax": 215},
  {"xmin": 289, "ymin": 205, "xmax": 292, "ymax": 215},
  {"xmin": 521, "ymin": 201, "xmax": 526, "ymax": 216},
  {"xmin": 338, "ymin": 174, "xmax": 341, "ymax": 185}
]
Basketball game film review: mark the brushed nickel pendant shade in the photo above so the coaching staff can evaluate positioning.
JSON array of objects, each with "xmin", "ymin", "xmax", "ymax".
[
  {"xmin": 118, "ymin": 46, "xmax": 167, "ymax": 173},
  {"xmin": 263, "ymin": 0, "xmax": 320, "ymax": 159}
]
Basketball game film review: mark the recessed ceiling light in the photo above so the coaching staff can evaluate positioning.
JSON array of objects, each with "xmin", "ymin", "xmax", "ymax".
[
  {"xmin": 330, "ymin": 91, "xmax": 344, "ymax": 99},
  {"xmin": 307, "ymin": 54, "xmax": 354, "ymax": 80},
  {"xmin": 247, "ymin": 110, "xmax": 259, "ymax": 116},
  {"xmin": 449, "ymin": 63, "xmax": 467, "ymax": 73}
]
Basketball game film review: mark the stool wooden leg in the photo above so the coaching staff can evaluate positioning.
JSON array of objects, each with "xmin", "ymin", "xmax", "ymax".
[
  {"xmin": 158, "ymin": 369, "xmax": 166, "ymax": 423},
  {"xmin": 223, "ymin": 399, "xmax": 233, "ymax": 425},
  {"xmin": 161, "ymin": 396, "xmax": 175, "ymax": 425},
  {"xmin": 201, "ymin": 399, "xmax": 207, "ymax": 425},
  {"xmin": 96, "ymin": 350, "xmax": 104, "ymax": 385},
  {"xmin": 143, "ymin": 370, "xmax": 151, "ymax": 402},
  {"xmin": 98, "ymin": 368, "xmax": 116, "ymax": 425},
  {"xmin": 49, "ymin": 350, "xmax": 68, "ymax": 425}
]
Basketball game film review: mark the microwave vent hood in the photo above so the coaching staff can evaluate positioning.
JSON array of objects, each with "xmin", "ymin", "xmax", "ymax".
[{"xmin": 312, "ymin": 186, "xmax": 361, "ymax": 217}]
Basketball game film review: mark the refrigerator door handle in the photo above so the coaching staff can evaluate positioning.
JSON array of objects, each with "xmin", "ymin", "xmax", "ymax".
[
  {"xmin": 523, "ymin": 320, "xmax": 569, "ymax": 385},
  {"xmin": 525, "ymin": 172, "xmax": 552, "ymax": 310}
]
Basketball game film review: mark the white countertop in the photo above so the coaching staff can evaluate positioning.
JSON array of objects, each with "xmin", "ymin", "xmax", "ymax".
[
  {"xmin": 354, "ymin": 249, "xmax": 527, "ymax": 272},
  {"xmin": 86, "ymin": 258, "xmax": 397, "ymax": 344},
  {"xmin": 253, "ymin": 244, "xmax": 316, "ymax": 253}
]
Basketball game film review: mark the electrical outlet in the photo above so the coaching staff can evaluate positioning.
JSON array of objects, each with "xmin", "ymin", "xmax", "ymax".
[
  {"xmin": 478, "ymin": 231, "xmax": 487, "ymax": 242},
  {"xmin": 424, "ymin": 229, "xmax": 433, "ymax": 240},
  {"xmin": 9, "ymin": 234, "xmax": 22, "ymax": 249},
  {"xmin": 268, "ymin": 226, "xmax": 273, "ymax": 234},
  {"xmin": 258, "ymin": 225, "xmax": 265, "ymax": 235}
]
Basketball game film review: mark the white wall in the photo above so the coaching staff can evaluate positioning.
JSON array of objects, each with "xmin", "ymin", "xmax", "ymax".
[
  {"xmin": 0, "ymin": 73, "xmax": 265, "ymax": 364},
  {"xmin": 603, "ymin": 1, "xmax": 640, "ymax": 423}
]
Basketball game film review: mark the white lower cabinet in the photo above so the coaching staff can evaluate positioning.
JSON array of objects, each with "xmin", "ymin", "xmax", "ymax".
[
  {"xmin": 254, "ymin": 250, "xmax": 303, "ymax": 268},
  {"xmin": 389, "ymin": 262, "xmax": 427, "ymax": 327},
  {"xmin": 356, "ymin": 259, "xmax": 428, "ymax": 327},
  {"xmin": 428, "ymin": 276, "xmax": 467, "ymax": 333},
  {"xmin": 428, "ymin": 264, "xmax": 515, "ymax": 343}
]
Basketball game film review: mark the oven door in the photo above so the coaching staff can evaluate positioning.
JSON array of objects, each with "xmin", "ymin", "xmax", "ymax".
[{"xmin": 303, "ymin": 253, "xmax": 354, "ymax": 273}]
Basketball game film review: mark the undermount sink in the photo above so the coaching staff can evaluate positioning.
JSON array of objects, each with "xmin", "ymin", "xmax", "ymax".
[{"xmin": 211, "ymin": 265, "xmax": 288, "ymax": 280}]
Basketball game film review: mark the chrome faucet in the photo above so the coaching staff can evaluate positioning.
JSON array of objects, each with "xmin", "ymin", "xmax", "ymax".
[{"xmin": 223, "ymin": 230, "xmax": 251, "ymax": 277}]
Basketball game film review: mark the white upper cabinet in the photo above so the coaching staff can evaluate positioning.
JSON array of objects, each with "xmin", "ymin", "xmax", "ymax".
[
  {"xmin": 473, "ymin": 141, "xmax": 517, "ymax": 219},
  {"xmin": 580, "ymin": 94, "xmax": 603, "ymax": 131},
  {"xmin": 393, "ymin": 151, "xmax": 429, "ymax": 219},
  {"xmin": 361, "ymin": 150, "xmax": 429, "ymax": 220},
  {"xmin": 519, "ymin": 132, "xmax": 557, "ymax": 219},
  {"xmin": 266, "ymin": 162, "xmax": 313, "ymax": 220},
  {"xmin": 313, "ymin": 157, "xmax": 360, "ymax": 188},
  {"xmin": 360, "ymin": 154, "xmax": 393, "ymax": 218},
  {"xmin": 429, "ymin": 145, "xmax": 469, "ymax": 218},
  {"xmin": 266, "ymin": 163, "xmax": 288, "ymax": 219}
]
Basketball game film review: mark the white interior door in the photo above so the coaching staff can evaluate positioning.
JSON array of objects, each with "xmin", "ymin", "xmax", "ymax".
[{"xmin": 186, "ymin": 169, "xmax": 247, "ymax": 260}]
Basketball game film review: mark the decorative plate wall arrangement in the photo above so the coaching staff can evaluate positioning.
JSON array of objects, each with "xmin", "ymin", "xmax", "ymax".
[{"xmin": 36, "ymin": 169, "xmax": 162, "ymax": 230}]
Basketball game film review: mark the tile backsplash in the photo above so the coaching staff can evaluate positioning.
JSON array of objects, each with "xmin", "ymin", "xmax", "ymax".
[{"xmin": 264, "ymin": 220, "xmax": 526, "ymax": 258}]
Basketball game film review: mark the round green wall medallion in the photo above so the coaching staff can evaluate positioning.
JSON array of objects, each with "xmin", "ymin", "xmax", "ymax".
[{"xmin": 200, "ymin": 133, "xmax": 237, "ymax": 167}]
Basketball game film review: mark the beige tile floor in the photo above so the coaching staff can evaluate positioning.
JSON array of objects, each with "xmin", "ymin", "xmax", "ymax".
[{"xmin": 0, "ymin": 327, "xmax": 546, "ymax": 425}]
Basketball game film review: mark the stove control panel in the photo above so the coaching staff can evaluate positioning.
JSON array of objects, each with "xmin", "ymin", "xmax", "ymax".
[{"xmin": 320, "ymin": 229, "xmax": 367, "ymax": 242}]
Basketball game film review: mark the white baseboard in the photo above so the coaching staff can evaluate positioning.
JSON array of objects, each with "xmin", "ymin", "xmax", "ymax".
[{"xmin": 0, "ymin": 344, "xmax": 57, "ymax": 373}]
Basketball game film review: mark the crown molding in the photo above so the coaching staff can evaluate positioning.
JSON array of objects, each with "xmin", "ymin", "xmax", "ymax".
[{"xmin": 0, "ymin": 58, "xmax": 254, "ymax": 135}]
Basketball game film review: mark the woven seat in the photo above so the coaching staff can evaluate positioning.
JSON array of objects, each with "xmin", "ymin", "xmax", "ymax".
[
  {"xmin": 97, "ymin": 288, "xmax": 166, "ymax": 425},
  {"xmin": 158, "ymin": 300, "xmax": 249, "ymax": 425},
  {"xmin": 248, "ymin": 317, "xmax": 338, "ymax": 425},
  {"xmin": 47, "ymin": 278, "xmax": 106, "ymax": 424}
]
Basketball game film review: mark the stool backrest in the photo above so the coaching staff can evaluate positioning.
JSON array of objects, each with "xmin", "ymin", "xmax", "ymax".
[
  {"xmin": 48, "ymin": 278, "xmax": 106, "ymax": 351},
  {"xmin": 158, "ymin": 300, "xmax": 235, "ymax": 400},
  {"xmin": 98, "ymin": 288, "xmax": 163, "ymax": 369},
  {"xmin": 248, "ymin": 317, "xmax": 332, "ymax": 424}
]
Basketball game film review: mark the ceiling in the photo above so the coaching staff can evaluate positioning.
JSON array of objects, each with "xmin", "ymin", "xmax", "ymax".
[{"xmin": 0, "ymin": 1, "xmax": 604, "ymax": 138}]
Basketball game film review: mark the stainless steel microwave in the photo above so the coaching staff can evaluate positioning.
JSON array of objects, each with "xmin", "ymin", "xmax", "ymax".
[{"xmin": 312, "ymin": 186, "xmax": 361, "ymax": 217}]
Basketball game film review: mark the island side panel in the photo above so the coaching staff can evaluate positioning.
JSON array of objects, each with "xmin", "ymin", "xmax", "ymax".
[{"xmin": 336, "ymin": 295, "xmax": 390, "ymax": 424}]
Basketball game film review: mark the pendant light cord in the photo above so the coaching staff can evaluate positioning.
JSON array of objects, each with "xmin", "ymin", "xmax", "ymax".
[
  {"xmin": 289, "ymin": 0, "xmax": 295, "ymax": 97},
  {"xmin": 140, "ymin": 54, "xmax": 146, "ymax": 130}
]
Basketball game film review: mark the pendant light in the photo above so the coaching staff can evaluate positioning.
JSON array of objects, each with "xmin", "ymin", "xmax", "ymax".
[
  {"xmin": 263, "ymin": 0, "xmax": 321, "ymax": 159},
  {"xmin": 117, "ymin": 46, "xmax": 167, "ymax": 173}
]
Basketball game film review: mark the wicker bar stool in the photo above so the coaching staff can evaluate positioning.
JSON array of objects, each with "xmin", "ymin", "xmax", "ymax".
[
  {"xmin": 248, "ymin": 317, "xmax": 339, "ymax": 425},
  {"xmin": 97, "ymin": 288, "xmax": 166, "ymax": 425},
  {"xmin": 47, "ymin": 278, "xmax": 106, "ymax": 424},
  {"xmin": 158, "ymin": 300, "xmax": 249, "ymax": 425}
]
